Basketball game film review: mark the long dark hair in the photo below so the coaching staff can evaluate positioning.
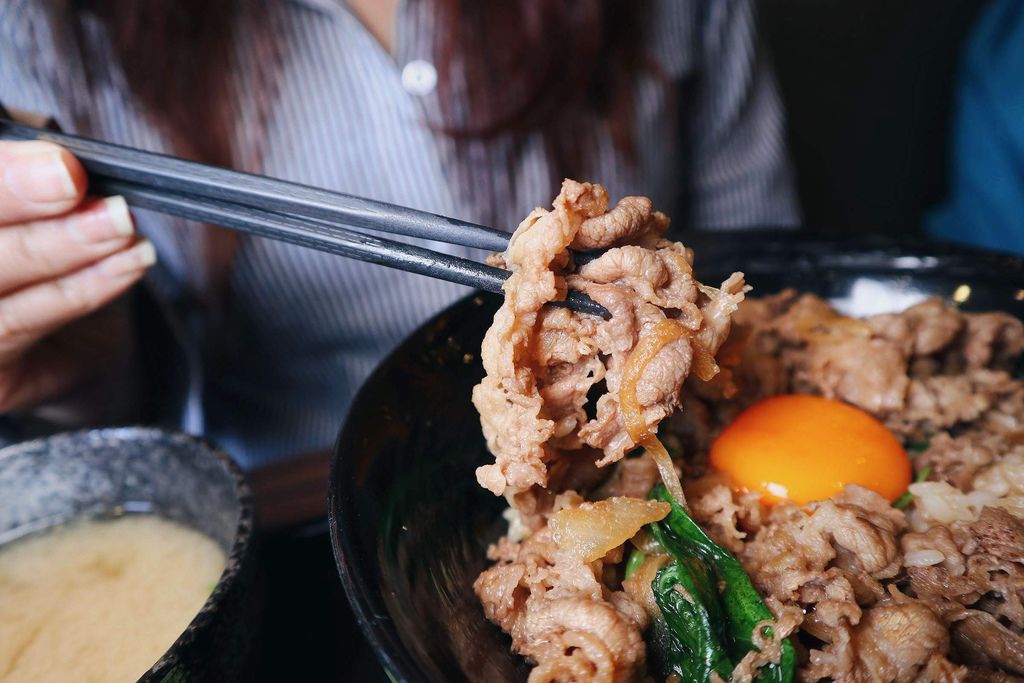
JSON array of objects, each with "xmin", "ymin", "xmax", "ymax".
[
  {"xmin": 68, "ymin": 0, "xmax": 651, "ymax": 294},
  {"xmin": 430, "ymin": 1, "xmax": 649, "ymax": 164}
]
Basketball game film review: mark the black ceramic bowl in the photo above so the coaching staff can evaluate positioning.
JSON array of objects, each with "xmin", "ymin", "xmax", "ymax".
[
  {"xmin": 0, "ymin": 427, "xmax": 260, "ymax": 682},
  {"xmin": 329, "ymin": 233, "xmax": 1024, "ymax": 682}
]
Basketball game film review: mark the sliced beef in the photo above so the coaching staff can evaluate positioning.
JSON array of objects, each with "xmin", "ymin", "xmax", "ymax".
[
  {"xmin": 524, "ymin": 596, "xmax": 647, "ymax": 683},
  {"xmin": 902, "ymin": 525, "xmax": 967, "ymax": 575},
  {"xmin": 959, "ymin": 313, "xmax": 1024, "ymax": 371},
  {"xmin": 965, "ymin": 668, "xmax": 1024, "ymax": 683},
  {"xmin": 915, "ymin": 655, "xmax": 969, "ymax": 682},
  {"xmin": 739, "ymin": 485, "xmax": 903, "ymax": 637},
  {"xmin": 741, "ymin": 502, "xmax": 838, "ymax": 603},
  {"xmin": 918, "ymin": 431, "xmax": 1004, "ymax": 491},
  {"xmin": 869, "ymin": 298, "xmax": 965, "ymax": 357},
  {"xmin": 474, "ymin": 180, "xmax": 745, "ymax": 496},
  {"xmin": 907, "ymin": 563, "xmax": 985, "ymax": 607},
  {"xmin": 812, "ymin": 485, "xmax": 907, "ymax": 579},
  {"xmin": 593, "ymin": 453, "xmax": 659, "ymax": 501},
  {"xmin": 851, "ymin": 600, "xmax": 950, "ymax": 683},
  {"xmin": 804, "ymin": 598, "xmax": 950, "ymax": 682},
  {"xmin": 952, "ymin": 612, "xmax": 1024, "ymax": 676},
  {"xmin": 576, "ymin": 244, "xmax": 698, "ymax": 311},
  {"xmin": 475, "ymin": 220, "xmax": 1024, "ymax": 682},
  {"xmin": 570, "ymin": 193, "xmax": 669, "ymax": 250},
  {"xmin": 474, "ymin": 494, "xmax": 647, "ymax": 683},
  {"xmin": 725, "ymin": 294, "xmax": 1024, "ymax": 439},
  {"xmin": 900, "ymin": 371, "xmax": 1016, "ymax": 432},
  {"xmin": 970, "ymin": 507, "xmax": 1024, "ymax": 563},
  {"xmin": 803, "ymin": 336, "xmax": 909, "ymax": 413}
]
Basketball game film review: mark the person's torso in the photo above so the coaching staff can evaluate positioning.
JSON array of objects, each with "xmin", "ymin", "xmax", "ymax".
[{"xmin": 1, "ymin": 0, "xmax": 700, "ymax": 466}]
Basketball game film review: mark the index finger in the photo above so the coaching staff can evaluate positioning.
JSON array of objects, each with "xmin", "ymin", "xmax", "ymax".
[{"xmin": 0, "ymin": 140, "xmax": 87, "ymax": 225}]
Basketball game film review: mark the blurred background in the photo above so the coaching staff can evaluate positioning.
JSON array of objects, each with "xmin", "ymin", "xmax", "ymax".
[{"xmin": 761, "ymin": 0, "xmax": 985, "ymax": 236}]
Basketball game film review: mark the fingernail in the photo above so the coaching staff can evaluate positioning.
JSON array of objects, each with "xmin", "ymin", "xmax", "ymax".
[
  {"xmin": 68, "ymin": 196, "xmax": 135, "ymax": 243},
  {"xmin": 104, "ymin": 196, "xmax": 134, "ymax": 236},
  {"xmin": 4, "ymin": 146, "xmax": 77, "ymax": 203},
  {"xmin": 99, "ymin": 240, "xmax": 157, "ymax": 277}
]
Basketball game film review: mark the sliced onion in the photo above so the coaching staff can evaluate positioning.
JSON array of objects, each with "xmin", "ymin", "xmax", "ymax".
[
  {"xmin": 642, "ymin": 435, "xmax": 687, "ymax": 509},
  {"xmin": 550, "ymin": 497, "xmax": 671, "ymax": 563},
  {"xmin": 618, "ymin": 319, "xmax": 687, "ymax": 442},
  {"xmin": 617, "ymin": 319, "xmax": 690, "ymax": 508},
  {"xmin": 622, "ymin": 553, "xmax": 671, "ymax": 618},
  {"xmin": 691, "ymin": 341, "xmax": 720, "ymax": 382},
  {"xmin": 630, "ymin": 528, "xmax": 660, "ymax": 553}
]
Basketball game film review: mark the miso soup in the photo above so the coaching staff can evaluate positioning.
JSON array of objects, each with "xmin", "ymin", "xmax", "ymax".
[{"xmin": 0, "ymin": 515, "xmax": 227, "ymax": 682}]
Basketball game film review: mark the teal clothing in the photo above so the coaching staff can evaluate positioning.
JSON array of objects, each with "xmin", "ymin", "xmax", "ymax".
[{"xmin": 927, "ymin": 0, "xmax": 1024, "ymax": 255}]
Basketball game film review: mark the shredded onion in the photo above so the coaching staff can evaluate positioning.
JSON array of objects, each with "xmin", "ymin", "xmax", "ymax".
[
  {"xmin": 549, "ymin": 497, "xmax": 670, "ymax": 563},
  {"xmin": 622, "ymin": 553, "xmax": 671, "ymax": 618},
  {"xmin": 691, "ymin": 342, "xmax": 720, "ymax": 382},
  {"xmin": 618, "ymin": 320, "xmax": 689, "ymax": 507},
  {"xmin": 642, "ymin": 435, "xmax": 687, "ymax": 508},
  {"xmin": 666, "ymin": 251, "xmax": 694, "ymax": 275},
  {"xmin": 619, "ymin": 319, "xmax": 688, "ymax": 443},
  {"xmin": 629, "ymin": 528, "xmax": 661, "ymax": 554}
]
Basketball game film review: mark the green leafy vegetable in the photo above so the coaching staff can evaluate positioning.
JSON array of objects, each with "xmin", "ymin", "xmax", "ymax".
[
  {"xmin": 653, "ymin": 557, "xmax": 734, "ymax": 682},
  {"xmin": 906, "ymin": 439, "xmax": 931, "ymax": 453},
  {"xmin": 647, "ymin": 485, "xmax": 796, "ymax": 682},
  {"xmin": 893, "ymin": 466, "xmax": 933, "ymax": 510},
  {"xmin": 625, "ymin": 548, "xmax": 646, "ymax": 580}
]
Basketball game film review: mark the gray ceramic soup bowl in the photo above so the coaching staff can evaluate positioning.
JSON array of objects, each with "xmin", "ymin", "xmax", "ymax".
[{"xmin": 0, "ymin": 427, "xmax": 260, "ymax": 682}]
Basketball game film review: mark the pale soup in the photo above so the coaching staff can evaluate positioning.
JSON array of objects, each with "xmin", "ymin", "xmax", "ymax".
[{"xmin": 0, "ymin": 515, "xmax": 227, "ymax": 683}]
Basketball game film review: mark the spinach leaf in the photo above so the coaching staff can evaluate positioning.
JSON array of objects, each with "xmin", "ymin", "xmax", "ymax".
[
  {"xmin": 648, "ymin": 485, "xmax": 796, "ymax": 682},
  {"xmin": 625, "ymin": 547, "xmax": 646, "ymax": 580},
  {"xmin": 653, "ymin": 558, "xmax": 734, "ymax": 682}
]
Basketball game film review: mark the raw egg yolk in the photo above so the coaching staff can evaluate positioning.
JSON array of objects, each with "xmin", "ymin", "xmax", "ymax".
[{"xmin": 709, "ymin": 394, "xmax": 911, "ymax": 505}]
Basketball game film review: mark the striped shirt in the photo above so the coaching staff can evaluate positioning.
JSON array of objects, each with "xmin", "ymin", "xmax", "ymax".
[{"xmin": 0, "ymin": 0, "xmax": 798, "ymax": 468}]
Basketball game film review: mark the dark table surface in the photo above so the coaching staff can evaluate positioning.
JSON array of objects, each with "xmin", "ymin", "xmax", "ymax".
[{"xmin": 250, "ymin": 451, "xmax": 390, "ymax": 682}]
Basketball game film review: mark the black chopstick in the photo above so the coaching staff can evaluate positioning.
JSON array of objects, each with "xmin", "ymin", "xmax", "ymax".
[
  {"xmin": 95, "ymin": 177, "xmax": 610, "ymax": 318},
  {"xmin": 0, "ymin": 118, "xmax": 511, "ymax": 252},
  {"xmin": 0, "ymin": 117, "xmax": 610, "ymax": 317}
]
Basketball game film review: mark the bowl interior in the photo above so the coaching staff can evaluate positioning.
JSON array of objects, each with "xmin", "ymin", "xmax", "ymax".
[
  {"xmin": 0, "ymin": 427, "xmax": 244, "ymax": 551},
  {"xmin": 330, "ymin": 233, "xmax": 1024, "ymax": 683}
]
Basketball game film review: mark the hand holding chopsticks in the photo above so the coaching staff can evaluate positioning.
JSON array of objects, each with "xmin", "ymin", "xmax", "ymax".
[{"xmin": 0, "ymin": 117, "xmax": 609, "ymax": 318}]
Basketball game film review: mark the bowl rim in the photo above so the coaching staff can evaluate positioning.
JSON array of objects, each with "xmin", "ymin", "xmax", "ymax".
[
  {"xmin": 328, "ymin": 233, "xmax": 1024, "ymax": 682},
  {"xmin": 330, "ymin": 363, "xmax": 444, "ymax": 683},
  {"xmin": 0, "ymin": 425, "xmax": 255, "ymax": 681}
]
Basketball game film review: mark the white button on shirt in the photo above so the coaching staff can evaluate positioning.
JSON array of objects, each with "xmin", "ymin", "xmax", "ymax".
[{"xmin": 401, "ymin": 59, "xmax": 438, "ymax": 96}]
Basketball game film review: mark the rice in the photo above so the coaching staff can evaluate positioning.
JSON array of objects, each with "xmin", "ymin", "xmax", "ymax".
[
  {"xmin": 908, "ymin": 482, "xmax": 993, "ymax": 529},
  {"xmin": 972, "ymin": 452, "xmax": 1024, "ymax": 497},
  {"xmin": 909, "ymin": 452, "xmax": 1024, "ymax": 531},
  {"xmin": 903, "ymin": 549, "xmax": 946, "ymax": 567}
]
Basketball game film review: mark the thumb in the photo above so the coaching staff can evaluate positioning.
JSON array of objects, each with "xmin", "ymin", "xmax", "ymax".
[{"xmin": 0, "ymin": 140, "xmax": 87, "ymax": 225}]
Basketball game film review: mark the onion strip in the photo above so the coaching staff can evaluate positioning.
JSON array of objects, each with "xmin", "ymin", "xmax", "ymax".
[{"xmin": 619, "ymin": 319, "xmax": 689, "ymax": 507}]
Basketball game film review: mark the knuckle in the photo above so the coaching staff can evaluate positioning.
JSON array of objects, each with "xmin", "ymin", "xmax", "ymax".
[
  {"xmin": 8, "ymin": 221, "xmax": 59, "ymax": 278},
  {"xmin": 55, "ymin": 274, "xmax": 92, "ymax": 316}
]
